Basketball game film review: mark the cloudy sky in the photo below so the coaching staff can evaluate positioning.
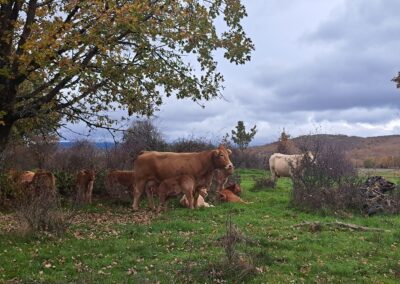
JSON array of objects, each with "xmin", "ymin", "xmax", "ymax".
[{"xmin": 63, "ymin": 0, "xmax": 400, "ymax": 145}]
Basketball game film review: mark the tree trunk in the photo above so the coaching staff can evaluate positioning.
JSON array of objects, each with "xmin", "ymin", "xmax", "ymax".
[{"xmin": 0, "ymin": 121, "xmax": 13, "ymax": 158}]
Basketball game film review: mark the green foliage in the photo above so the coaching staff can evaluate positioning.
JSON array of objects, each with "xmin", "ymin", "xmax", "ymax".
[
  {"xmin": 92, "ymin": 170, "xmax": 106, "ymax": 197},
  {"xmin": 0, "ymin": 0, "xmax": 254, "ymax": 152},
  {"xmin": 231, "ymin": 121, "xmax": 257, "ymax": 151},
  {"xmin": 363, "ymin": 159, "xmax": 376, "ymax": 169},
  {"xmin": 54, "ymin": 171, "xmax": 75, "ymax": 197}
]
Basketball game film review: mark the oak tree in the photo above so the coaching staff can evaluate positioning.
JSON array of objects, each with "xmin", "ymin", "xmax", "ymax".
[{"xmin": 0, "ymin": 0, "xmax": 254, "ymax": 153}]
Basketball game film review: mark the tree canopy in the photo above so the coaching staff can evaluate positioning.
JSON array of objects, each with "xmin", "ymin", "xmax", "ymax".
[{"xmin": 0, "ymin": 0, "xmax": 254, "ymax": 152}]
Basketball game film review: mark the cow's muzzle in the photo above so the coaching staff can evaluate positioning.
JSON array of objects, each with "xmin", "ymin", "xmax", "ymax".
[{"xmin": 225, "ymin": 163, "xmax": 234, "ymax": 174}]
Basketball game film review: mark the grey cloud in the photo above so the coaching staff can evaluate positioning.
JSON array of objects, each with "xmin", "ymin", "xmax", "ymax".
[{"xmin": 251, "ymin": 0, "xmax": 400, "ymax": 114}]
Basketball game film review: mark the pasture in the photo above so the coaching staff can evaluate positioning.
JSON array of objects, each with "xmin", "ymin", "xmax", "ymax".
[{"xmin": 1, "ymin": 169, "xmax": 400, "ymax": 283}]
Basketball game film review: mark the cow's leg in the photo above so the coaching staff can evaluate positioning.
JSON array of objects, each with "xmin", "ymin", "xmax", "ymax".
[
  {"xmin": 132, "ymin": 180, "xmax": 146, "ymax": 211},
  {"xmin": 145, "ymin": 181, "xmax": 156, "ymax": 210},
  {"xmin": 157, "ymin": 192, "xmax": 166, "ymax": 213},
  {"xmin": 193, "ymin": 190, "xmax": 200, "ymax": 209},
  {"xmin": 88, "ymin": 181, "xmax": 94, "ymax": 204},
  {"xmin": 270, "ymin": 168, "xmax": 276, "ymax": 184},
  {"xmin": 185, "ymin": 191, "xmax": 194, "ymax": 209}
]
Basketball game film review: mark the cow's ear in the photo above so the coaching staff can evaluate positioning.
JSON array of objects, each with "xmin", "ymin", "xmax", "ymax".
[{"xmin": 213, "ymin": 149, "xmax": 220, "ymax": 157}]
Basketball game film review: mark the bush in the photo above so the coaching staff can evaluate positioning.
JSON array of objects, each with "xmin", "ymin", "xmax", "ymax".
[
  {"xmin": 169, "ymin": 136, "xmax": 215, "ymax": 153},
  {"xmin": 363, "ymin": 159, "xmax": 376, "ymax": 169},
  {"xmin": 251, "ymin": 176, "xmax": 275, "ymax": 191},
  {"xmin": 230, "ymin": 149, "xmax": 265, "ymax": 169},
  {"xmin": 54, "ymin": 171, "xmax": 76, "ymax": 197},
  {"xmin": 291, "ymin": 137, "xmax": 362, "ymax": 212},
  {"xmin": 51, "ymin": 140, "xmax": 102, "ymax": 172},
  {"xmin": 16, "ymin": 188, "xmax": 74, "ymax": 235},
  {"xmin": 92, "ymin": 170, "xmax": 107, "ymax": 197}
]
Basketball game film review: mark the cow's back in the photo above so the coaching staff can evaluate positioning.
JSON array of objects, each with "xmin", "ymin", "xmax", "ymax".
[
  {"xmin": 134, "ymin": 151, "xmax": 211, "ymax": 182},
  {"xmin": 106, "ymin": 170, "xmax": 135, "ymax": 188},
  {"xmin": 270, "ymin": 153, "xmax": 303, "ymax": 177}
]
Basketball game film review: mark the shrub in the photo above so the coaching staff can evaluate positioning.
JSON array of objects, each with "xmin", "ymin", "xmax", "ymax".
[
  {"xmin": 363, "ymin": 159, "xmax": 376, "ymax": 169},
  {"xmin": 54, "ymin": 171, "xmax": 76, "ymax": 198},
  {"xmin": 169, "ymin": 136, "xmax": 214, "ymax": 153},
  {"xmin": 230, "ymin": 149, "xmax": 265, "ymax": 169},
  {"xmin": 16, "ymin": 188, "xmax": 74, "ymax": 235},
  {"xmin": 92, "ymin": 170, "xmax": 107, "ymax": 197},
  {"xmin": 251, "ymin": 176, "xmax": 275, "ymax": 191},
  {"xmin": 291, "ymin": 137, "xmax": 362, "ymax": 212},
  {"xmin": 204, "ymin": 213, "xmax": 260, "ymax": 282}
]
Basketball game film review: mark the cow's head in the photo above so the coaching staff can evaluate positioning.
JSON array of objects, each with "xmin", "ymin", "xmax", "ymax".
[
  {"xmin": 304, "ymin": 151, "xmax": 316, "ymax": 164},
  {"xmin": 199, "ymin": 188, "xmax": 208, "ymax": 198},
  {"xmin": 212, "ymin": 145, "xmax": 234, "ymax": 174},
  {"xmin": 226, "ymin": 183, "xmax": 241, "ymax": 195},
  {"xmin": 84, "ymin": 169, "xmax": 96, "ymax": 181}
]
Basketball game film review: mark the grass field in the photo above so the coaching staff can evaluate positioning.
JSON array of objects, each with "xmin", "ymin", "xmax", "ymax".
[{"xmin": 1, "ymin": 169, "xmax": 400, "ymax": 283}]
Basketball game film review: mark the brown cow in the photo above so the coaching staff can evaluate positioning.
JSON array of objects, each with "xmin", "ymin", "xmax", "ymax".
[
  {"xmin": 104, "ymin": 170, "xmax": 135, "ymax": 201},
  {"xmin": 132, "ymin": 145, "xmax": 234, "ymax": 211},
  {"xmin": 5, "ymin": 170, "xmax": 36, "ymax": 201},
  {"xmin": 224, "ymin": 183, "xmax": 242, "ymax": 195},
  {"xmin": 7, "ymin": 170, "xmax": 36, "ymax": 185},
  {"xmin": 29, "ymin": 170, "xmax": 56, "ymax": 199},
  {"xmin": 76, "ymin": 170, "xmax": 96, "ymax": 204},
  {"xmin": 219, "ymin": 189, "xmax": 251, "ymax": 204},
  {"xmin": 157, "ymin": 175, "xmax": 195, "ymax": 212}
]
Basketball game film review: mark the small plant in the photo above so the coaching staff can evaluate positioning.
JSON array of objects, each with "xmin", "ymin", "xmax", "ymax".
[
  {"xmin": 251, "ymin": 176, "xmax": 275, "ymax": 191},
  {"xmin": 205, "ymin": 212, "xmax": 261, "ymax": 282}
]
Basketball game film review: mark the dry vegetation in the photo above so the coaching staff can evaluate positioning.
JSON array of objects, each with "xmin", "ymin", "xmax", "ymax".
[
  {"xmin": 249, "ymin": 134, "xmax": 400, "ymax": 169},
  {"xmin": 291, "ymin": 137, "xmax": 400, "ymax": 215}
]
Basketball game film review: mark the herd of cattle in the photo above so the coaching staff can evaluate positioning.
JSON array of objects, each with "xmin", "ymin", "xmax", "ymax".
[{"xmin": 6, "ymin": 145, "xmax": 310, "ymax": 211}]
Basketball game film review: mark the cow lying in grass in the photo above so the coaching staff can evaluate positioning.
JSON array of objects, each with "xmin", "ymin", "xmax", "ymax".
[
  {"xmin": 219, "ymin": 184, "xmax": 251, "ymax": 204},
  {"xmin": 179, "ymin": 188, "xmax": 213, "ymax": 209}
]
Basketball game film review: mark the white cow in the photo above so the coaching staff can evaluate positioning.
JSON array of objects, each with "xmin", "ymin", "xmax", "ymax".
[{"xmin": 269, "ymin": 152, "xmax": 314, "ymax": 182}]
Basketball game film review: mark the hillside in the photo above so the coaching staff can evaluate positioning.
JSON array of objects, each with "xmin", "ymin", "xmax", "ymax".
[{"xmin": 248, "ymin": 134, "xmax": 400, "ymax": 168}]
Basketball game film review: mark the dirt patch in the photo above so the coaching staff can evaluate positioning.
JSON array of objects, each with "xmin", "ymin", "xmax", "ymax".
[
  {"xmin": 0, "ymin": 207, "xmax": 156, "ymax": 236},
  {"xmin": 72, "ymin": 209, "xmax": 156, "ymax": 226}
]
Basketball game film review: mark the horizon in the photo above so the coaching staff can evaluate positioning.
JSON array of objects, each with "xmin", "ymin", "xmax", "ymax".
[{"xmin": 59, "ymin": 132, "xmax": 400, "ymax": 147}]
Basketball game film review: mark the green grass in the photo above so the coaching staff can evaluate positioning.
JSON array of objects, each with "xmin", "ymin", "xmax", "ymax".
[{"xmin": 1, "ymin": 169, "xmax": 400, "ymax": 283}]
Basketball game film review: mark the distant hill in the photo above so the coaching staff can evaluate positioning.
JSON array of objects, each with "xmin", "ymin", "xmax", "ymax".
[
  {"xmin": 59, "ymin": 141, "xmax": 116, "ymax": 149},
  {"xmin": 248, "ymin": 134, "xmax": 400, "ymax": 167}
]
